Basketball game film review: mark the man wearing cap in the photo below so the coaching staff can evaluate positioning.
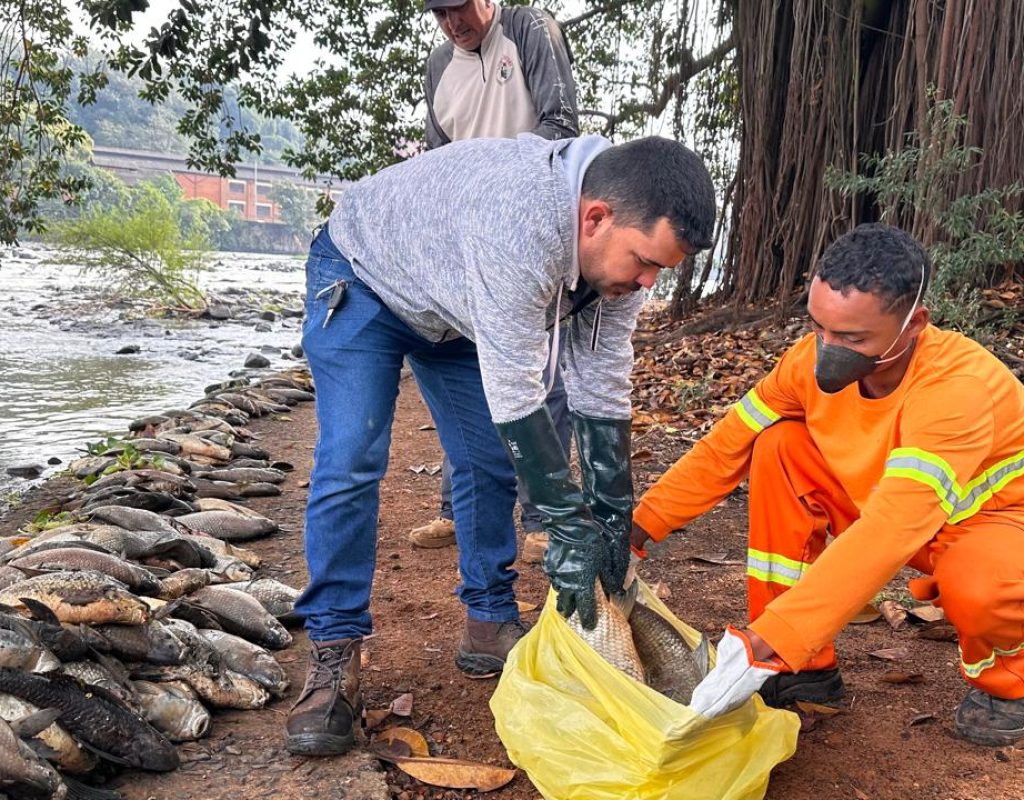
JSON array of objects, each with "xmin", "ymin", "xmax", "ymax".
[{"xmin": 409, "ymin": 0, "xmax": 579, "ymax": 557}]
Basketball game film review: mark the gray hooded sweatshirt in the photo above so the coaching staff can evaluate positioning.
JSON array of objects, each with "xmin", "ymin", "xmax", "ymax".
[{"xmin": 327, "ymin": 133, "xmax": 643, "ymax": 424}]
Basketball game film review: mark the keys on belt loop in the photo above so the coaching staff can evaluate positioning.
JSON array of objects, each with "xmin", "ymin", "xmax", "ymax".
[{"xmin": 316, "ymin": 279, "xmax": 348, "ymax": 328}]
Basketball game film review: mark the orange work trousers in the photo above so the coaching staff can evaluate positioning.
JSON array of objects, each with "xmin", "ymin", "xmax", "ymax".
[{"xmin": 748, "ymin": 421, "xmax": 1024, "ymax": 699}]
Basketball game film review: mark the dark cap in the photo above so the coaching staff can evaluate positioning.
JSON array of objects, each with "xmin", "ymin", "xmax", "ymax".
[{"xmin": 424, "ymin": 0, "xmax": 467, "ymax": 10}]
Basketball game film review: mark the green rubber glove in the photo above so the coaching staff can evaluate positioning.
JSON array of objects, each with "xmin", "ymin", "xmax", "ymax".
[{"xmin": 495, "ymin": 407, "xmax": 612, "ymax": 629}]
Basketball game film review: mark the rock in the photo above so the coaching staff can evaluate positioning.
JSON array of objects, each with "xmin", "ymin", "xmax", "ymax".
[
  {"xmin": 259, "ymin": 310, "xmax": 278, "ymax": 322},
  {"xmin": 178, "ymin": 350, "xmax": 200, "ymax": 361},
  {"xmin": 206, "ymin": 305, "xmax": 232, "ymax": 321},
  {"xmin": 116, "ymin": 344, "xmax": 141, "ymax": 355},
  {"xmin": 254, "ymin": 322, "xmax": 272, "ymax": 333},
  {"xmin": 291, "ymin": 343, "xmax": 304, "ymax": 359},
  {"xmin": 46, "ymin": 457, "xmax": 62, "ymax": 465},
  {"xmin": 6, "ymin": 463, "xmax": 44, "ymax": 478},
  {"xmin": 281, "ymin": 307, "xmax": 304, "ymax": 318},
  {"xmin": 260, "ymin": 345, "xmax": 280, "ymax": 354},
  {"xmin": 244, "ymin": 353, "xmax": 271, "ymax": 369}
]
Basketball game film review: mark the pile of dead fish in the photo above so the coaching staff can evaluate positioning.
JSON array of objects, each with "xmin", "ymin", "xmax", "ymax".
[{"xmin": 0, "ymin": 369, "xmax": 313, "ymax": 798}]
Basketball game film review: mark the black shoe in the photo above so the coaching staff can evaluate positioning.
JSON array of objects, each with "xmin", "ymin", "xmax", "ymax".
[
  {"xmin": 954, "ymin": 688, "xmax": 1024, "ymax": 746},
  {"xmin": 759, "ymin": 668, "xmax": 845, "ymax": 708},
  {"xmin": 455, "ymin": 619, "xmax": 527, "ymax": 676},
  {"xmin": 285, "ymin": 638, "xmax": 362, "ymax": 756}
]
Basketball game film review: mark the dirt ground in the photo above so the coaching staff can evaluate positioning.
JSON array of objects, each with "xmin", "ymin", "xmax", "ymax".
[{"xmin": 5, "ymin": 374, "xmax": 1024, "ymax": 800}]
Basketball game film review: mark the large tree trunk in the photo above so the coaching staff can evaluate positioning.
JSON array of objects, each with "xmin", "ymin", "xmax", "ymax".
[{"xmin": 723, "ymin": 0, "xmax": 1024, "ymax": 306}]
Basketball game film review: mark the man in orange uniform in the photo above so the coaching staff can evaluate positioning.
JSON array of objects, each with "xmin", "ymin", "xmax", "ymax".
[{"xmin": 631, "ymin": 223, "xmax": 1024, "ymax": 746}]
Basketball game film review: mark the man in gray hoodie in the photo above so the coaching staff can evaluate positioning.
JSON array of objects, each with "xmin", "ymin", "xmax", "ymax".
[{"xmin": 285, "ymin": 132, "xmax": 716, "ymax": 757}]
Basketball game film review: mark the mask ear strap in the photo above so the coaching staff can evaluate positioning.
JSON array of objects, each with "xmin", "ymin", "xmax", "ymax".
[{"xmin": 878, "ymin": 260, "xmax": 926, "ymax": 361}]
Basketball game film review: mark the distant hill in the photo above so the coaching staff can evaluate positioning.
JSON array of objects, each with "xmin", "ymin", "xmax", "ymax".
[{"xmin": 67, "ymin": 54, "xmax": 304, "ymax": 166}]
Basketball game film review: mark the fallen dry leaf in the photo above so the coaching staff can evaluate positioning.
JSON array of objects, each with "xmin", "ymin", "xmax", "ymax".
[
  {"xmin": 908, "ymin": 712, "xmax": 936, "ymax": 726},
  {"xmin": 795, "ymin": 701, "xmax": 842, "ymax": 716},
  {"xmin": 418, "ymin": 612, "xmax": 440, "ymax": 621},
  {"xmin": 916, "ymin": 622, "xmax": 958, "ymax": 642},
  {"xmin": 464, "ymin": 671, "xmax": 500, "ymax": 680},
  {"xmin": 630, "ymin": 449, "xmax": 653, "ymax": 461},
  {"xmin": 383, "ymin": 756, "xmax": 517, "ymax": 792},
  {"xmin": 879, "ymin": 600, "xmax": 907, "ymax": 630},
  {"xmin": 688, "ymin": 552, "xmax": 744, "ymax": 566},
  {"xmin": 881, "ymin": 671, "xmax": 926, "ymax": 685},
  {"xmin": 854, "ymin": 789, "xmax": 870, "ymax": 800},
  {"xmin": 360, "ymin": 649, "xmax": 371, "ymax": 669},
  {"xmin": 390, "ymin": 693, "xmax": 414, "ymax": 717},
  {"xmin": 515, "ymin": 600, "xmax": 539, "ymax": 613},
  {"xmin": 850, "ymin": 604, "xmax": 882, "ymax": 624},
  {"xmin": 652, "ymin": 580, "xmax": 672, "ymax": 599},
  {"xmin": 363, "ymin": 708, "xmax": 392, "ymax": 730},
  {"xmin": 375, "ymin": 727, "xmax": 430, "ymax": 758},
  {"xmin": 868, "ymin": 647, "xmax": 909, "ymax": 661},
  {"xmin": 907, "ymin": 604, "xmax": 945, "ymax": 623},
  {"xmin": 418, "ymin": 424, "xmax": 436, "ymax": 431}
]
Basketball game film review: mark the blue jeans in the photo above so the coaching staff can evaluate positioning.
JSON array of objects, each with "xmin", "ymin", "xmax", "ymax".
[
  {"xmin": 295, "ymin": 229, "xmax": 520, "ymax": 641},
  {"xmin": 439, "ymin": 333, "xmax": 570, "ymax": 532}
]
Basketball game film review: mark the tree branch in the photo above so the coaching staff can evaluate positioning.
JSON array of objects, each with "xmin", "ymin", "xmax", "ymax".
[
  {"xmin": 558, "ymin": 0, "xmax": 648, "ymax": 29},
  {"xmin": 587, "ymin": 30, "xmax": 737, "ymax": 130}
]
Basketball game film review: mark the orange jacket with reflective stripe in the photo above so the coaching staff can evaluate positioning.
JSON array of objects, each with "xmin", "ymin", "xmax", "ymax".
[{"xmin": 633, "ymin": 325, "xmax": 1024, "ymax": 669}]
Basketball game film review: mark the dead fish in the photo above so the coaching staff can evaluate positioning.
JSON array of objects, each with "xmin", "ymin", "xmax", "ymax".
[
  {"xmin": 197, "ymin": 630, "xmax": 289, "ymax": 696},
  {"xmin": 0, "ymin": 669, "xmax": 178, "ymax": 771},
  {"xmin": 131, "ymin": 680, "xmax": 210, "ymax": 742},
  {"xmin": 0, "ymin": 572, "xmax": 150, "ymax": 627},
  {"xmin": 0, "ymin": 567, "xmax": 28, "ymax": 592},
  {"xmin": 207, "ymin": 393, "xmax": 258, "ymax": 416},
  {"xmin": 92, "ymin": 621, "xmax": 187, "ymax": 665},
  {"xmin": 157, "ymin": 569, "xmax": 210, "ymax": 600},
  {"xmin": 0, "ymin": 694, "xmax": 97, "ymax": 775},
  {"xmin": 131, "ymin": 663, "xmax": 269, "ymax": 710},
  {"xmin": 0, "ymin": 715, "xmax": 66, "ymax": 799},
  {"xmin": 59, "ymin": 660, "xmax": 140, "ymax": 713},
  {"xmin": 68, "ymin": 456, "xmax": 118, "ymax": 480},
  {"xmin": 566, "ymin": 582, "xmax": 645, "ymax": 684},
  {"xmin": 157, "ymin": 433, "xmax": 232, "ymax": 462},
  {"xmin": 177, "ymin": 532, "xmax": 262, "ymax": 569},
  {"xmin": 185, "ymin": 587, "xmax": 291, "ymax": 650},
  {"xmin": 84, "ymin": 469, "xmax": 196, "ymax": 498},
  {"xmin": 629, "ymin": 601, "xmax": 710, "ymax": 705},
  {"xmin": 0, "ymin": 605, "xmax": 101, "ymax": 663},
  {"xmin": 0, "ymin": 620, "xmax": 60, "ymax": 674},
  {"xmin": 160, "ymin": 619, "xmax": 218, "ymax": 665},
  {"xmin": 193, "ymin": 498, "xmax": 266, "ymax": 517},
  {"xmin": 9, "ymin": 550, "xmax": 161, "ymax": 597},
  {"xmin": 84, "ymin": 506, "xmax": 180, "ymax": 534},
  {"xmin": 230, "ymin": 442, "xmax": 269, "ymax": 460},
  {"xmin": 192, "ymin": 467, "xmax": 286, "ymax": 485},
  {"xmin": 173, "ymin": 511, "xmax": 277, "ymax": 541},
  {"xmin": 193, "ymin": 479, "xmax": 281, "ymax": 500},
  {"xmin": 260, "ymin": 387, "xmax": 315, "ymax": 404},
  {"xmin": 76, "ymin": 489, "xmax": 197, "ymax": 517},
  {"xmin": 222, "ymin": 579, "xmax": 300, "ymax": 623},
  {"xmin": 117, "ymin": 438, "xmax": 181, "ymax": 455}
]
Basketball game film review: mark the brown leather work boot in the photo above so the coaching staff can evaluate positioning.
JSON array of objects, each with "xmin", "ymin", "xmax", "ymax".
[
  {"xmin": 455, "ymin": 618, "xmax": 527, "ymax": 676},
  {"xmin": 285, "ymin": 638, "xmax": 362, "ymax": 756}
]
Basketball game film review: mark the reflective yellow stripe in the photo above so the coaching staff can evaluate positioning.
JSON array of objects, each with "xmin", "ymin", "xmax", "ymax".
[
  {"xmin": 734, "ymin": 389, "xmax": 782, "ymax": 434},
  {"xmin": 884, "ymin": 446, "xmax": 1024, "ymax": 525},
  {"xmin": 961, "ymin": 640, "xmax": 1024, "ymax": 679},
  {"xmin": 951, "ymin": 450, "xmax": 1024, "ymax": 524},
  {"xmin": 747, "ymin": 547, "xmax": 810, "ymax": 587}
]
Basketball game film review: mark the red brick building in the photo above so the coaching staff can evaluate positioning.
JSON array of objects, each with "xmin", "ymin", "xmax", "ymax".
[{"xmin": 90, "ymin": 146, "xmax": 343, "ymax": 223}]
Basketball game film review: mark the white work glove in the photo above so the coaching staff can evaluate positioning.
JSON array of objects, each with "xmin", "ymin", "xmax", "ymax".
[{"xmin": 689, "ymin": 626, "xmax": 786, "ymax": 718}]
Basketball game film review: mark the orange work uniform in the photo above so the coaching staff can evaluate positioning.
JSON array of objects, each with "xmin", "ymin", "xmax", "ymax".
[{"xmin": 633, "ymin": 325, "xmax": 1024, "ymax": 699}]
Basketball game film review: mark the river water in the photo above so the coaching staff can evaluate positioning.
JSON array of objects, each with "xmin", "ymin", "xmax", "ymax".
[{"xmin": 0, "ymin": 242, "xmax": 307, "ymax": 498}]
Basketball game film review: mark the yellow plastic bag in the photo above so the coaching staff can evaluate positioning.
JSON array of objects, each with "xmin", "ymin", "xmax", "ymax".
[{"xmin": 491, "ymin": 581, "xmax": 799, "ymax": 800}]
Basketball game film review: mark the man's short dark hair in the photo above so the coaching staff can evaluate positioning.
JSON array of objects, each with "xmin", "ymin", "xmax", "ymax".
[
  {"xmin": 580, "ymin": 137, "xmax": 716, "ymax": 251},
  {"xmin": 817, "ymin": 223, "xmax": 931, "ymax": 314}
]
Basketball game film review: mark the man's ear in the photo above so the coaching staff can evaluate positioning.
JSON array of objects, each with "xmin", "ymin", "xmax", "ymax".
[
  {"xmin": 579, "ymin": 198, "xmax": 613, "ymax": 238},
  {"xmin": 908, "ymin": 305, "xmax": 931, "ymax": 337}
]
